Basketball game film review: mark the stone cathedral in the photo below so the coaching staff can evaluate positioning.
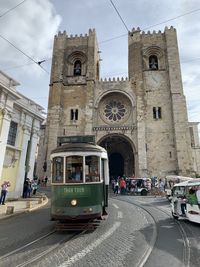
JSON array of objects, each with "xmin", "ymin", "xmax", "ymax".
[{"xmin": 37, "ymin": 26, "xmax": 200, "ymax": 180}]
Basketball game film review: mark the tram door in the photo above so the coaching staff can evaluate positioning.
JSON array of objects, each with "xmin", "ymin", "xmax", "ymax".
[{"xmin": 109, "ymin": 153, "xmax": 124, "ymax": 179}]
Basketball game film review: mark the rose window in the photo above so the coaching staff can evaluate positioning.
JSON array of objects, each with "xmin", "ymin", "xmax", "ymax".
[
  {"xmin": 104, "ymin": 101, "xmax": 126, "ymax": 121},
  {"xmin": 99, "ymin": 93, "xmax": 131, "ymax": 124}
]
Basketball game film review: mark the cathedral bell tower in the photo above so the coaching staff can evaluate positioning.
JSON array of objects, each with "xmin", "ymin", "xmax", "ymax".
[{"xmin": 45, "ymin": 29, "xmax": 100, "ymax": 175}]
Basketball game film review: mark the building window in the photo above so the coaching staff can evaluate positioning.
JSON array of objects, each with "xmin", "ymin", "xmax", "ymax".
[
  {"xmin": 7, "ymin": 121, "xmax": 18, "ymax": 146},
  {"xmin": 149, "ymin": 55, "xmax": 158, "ymax": 70},
  {"xmin": 74, "ymin": 60, "xmax": 81, "ymax": 76},
  {"xmin": 153, "ymin": 107, "xmax": 162, "ymax": 119},
  {"xmin": 70, "ymin": 109, "xmax": 78, "ymax": 121}
]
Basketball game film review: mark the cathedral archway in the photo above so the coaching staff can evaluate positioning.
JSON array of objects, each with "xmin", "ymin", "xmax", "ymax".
[{"xmin": 98, "ymin": 134, "xmax": 135, "ymax": 180}]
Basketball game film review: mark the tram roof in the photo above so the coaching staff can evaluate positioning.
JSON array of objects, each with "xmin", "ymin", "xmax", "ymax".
[{"xmin": 51, "ymin": 142, "xmax": 106, "ymax": 154}]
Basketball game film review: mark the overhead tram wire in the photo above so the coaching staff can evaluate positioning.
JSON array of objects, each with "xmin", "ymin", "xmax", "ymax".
[
  {"xmin": 0, "ymin": 0, "xmax": 49, "ymax": 74},
  {"xmin": 1, "ymin": 58, "xmax": 52, "ymax": 72},
  {"xmin": 0, "ymin": 0, "xmax": 29, "ymax": 18},
  {"xmin": 0, "ymin": 34, "xmax": 49, "ymax": 74},
  {"xmin": 109, "ymin": 0, "xmax": 129, "ymax": 32},
  {"xmin": 100, "ymin": 6, "xmax": 200, "ymax": 44}
]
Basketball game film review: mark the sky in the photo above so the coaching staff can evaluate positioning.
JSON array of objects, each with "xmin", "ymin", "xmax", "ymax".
[{"xmin": 0, "ymin": 0, "xmax": 200, "ymax": 134}]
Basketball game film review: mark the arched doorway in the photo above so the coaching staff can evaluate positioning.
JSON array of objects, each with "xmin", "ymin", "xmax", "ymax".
[
  {"xmin": 98, "ymin": 134, "xmax": 135, "ymax": 180},
  {"xmin": 109, "ymin": 153, "xmax": 124, "ymax": 178}
]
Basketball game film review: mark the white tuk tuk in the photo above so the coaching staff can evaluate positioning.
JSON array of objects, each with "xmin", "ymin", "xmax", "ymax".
[
  {"xmin": 165, "ymin": 175, "xmax": 194, "ymax": 199},
  {"xmin": 171, "ymin": 179, "xmax": 200, "ymax": 223}
]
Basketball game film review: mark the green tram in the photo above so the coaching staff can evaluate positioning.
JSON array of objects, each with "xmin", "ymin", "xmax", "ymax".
[{"xmin": 50, "ymin": 139, "xmax": 109, "ymax": 221}]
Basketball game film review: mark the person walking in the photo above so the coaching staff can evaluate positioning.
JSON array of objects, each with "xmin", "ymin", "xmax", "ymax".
[
  {"xmin": 0, "ymin": 181, "xmax": 11, "ymax": 205},
  {"xmin": 44, "ymin": 176, "xmax": 48, "ymax": 186},
  {"xmin": 120, "ymin": 178, "xmax": 126, "ymax": 195},
  {"xmin": 114, "ymin": 180, "xmax": 119, "ymax": 195},
  {"xmin": 31, "ymin": 180, "xmax": 38, "ymax": 195}
]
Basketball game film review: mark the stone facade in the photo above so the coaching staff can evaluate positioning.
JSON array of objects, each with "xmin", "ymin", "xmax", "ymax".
[
  {"xmin": 40, "ymin": 27, "xmax": 200, "ymax": 180},
  {"xmin": 0, "ymin": 71, "xmax": 44, "ymax": 198}
]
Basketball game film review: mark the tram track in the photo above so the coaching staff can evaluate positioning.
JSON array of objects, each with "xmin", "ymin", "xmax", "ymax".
[
  {"xmin": 111, "ymin": 196, "xmax": 191, "ymax": 267},
  {"xmin": 0, "ymin": 219, "xmax": 98, "ymax": 267}
]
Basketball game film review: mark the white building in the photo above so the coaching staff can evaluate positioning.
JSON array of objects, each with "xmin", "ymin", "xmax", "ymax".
[{"xmin": 0, "ymin": 71, "xmax": 44, "ymax": 199}]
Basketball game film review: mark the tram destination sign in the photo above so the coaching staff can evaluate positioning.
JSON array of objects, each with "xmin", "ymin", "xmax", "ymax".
[
  {"xmin": 58, "ymin": 135, "xmax": 95, "ymax": 145},
  {"xmin": 63, "ymin": 186, "xmax": 90, "ymax": 196}
]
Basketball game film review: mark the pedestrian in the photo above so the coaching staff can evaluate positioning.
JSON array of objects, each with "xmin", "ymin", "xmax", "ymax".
[
  {"xmin": 120, "ymin": 178, "xmax": 126, "ymax": 195},
  {"xmin": 114, "ymin": 180, "xmax": 119, "ymax": 195},
  {"xmin": 31, "ymin": 180, "xmax": 38, "ymax": 195},
  {"xmin": 44, "ymin": 176, "xmax": 48, "ymax": 186},
  {"xmin": 23, "ymin": 179, "xmax": 29, "ymax": 198},
  {"xmin": 159, "ymin": 179, "xmax": 165, "ymax": 197},
  {"xmin": 27, "ymin": 180, "xmax": 32, "ymax": 197},
  {"xmin": 111, "ymin": 178, "xmax": 115, "ymax": 193},
  {"xmin": 37, "ymin": 178, "xmax": 41, "ymax": 185},
  {"xmin": 0, "ymin": 181, "xmax": 11, "ymax": 205}
]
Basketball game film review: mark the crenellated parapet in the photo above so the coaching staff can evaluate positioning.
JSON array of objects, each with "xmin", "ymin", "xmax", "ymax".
[
  {"xmin": 55, "ymin": 28, "xmax": 96, "ymax": 40},
  {"xmin": 96, "ymin": 77, "xmax": 131, "ymax": 94},
  {"xmin": 129, "ymin": 25, "xmax": 175, "ymax": 37},
  {"xmin": 100, "ymin": 77, "xmax": 129, "ymax": 83}
]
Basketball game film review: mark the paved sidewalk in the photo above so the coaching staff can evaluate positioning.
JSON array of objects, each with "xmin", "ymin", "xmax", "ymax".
[{"xmin": 0, "ymin": 193, "xmax": 48, "ymax": 220}]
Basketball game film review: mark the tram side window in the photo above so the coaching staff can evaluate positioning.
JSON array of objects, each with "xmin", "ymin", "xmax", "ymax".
[
  {"xmin": 85, "ymin": 156, "xmax": 100, "ymax": 182},
  {"xmin": 101, "ymin": 158, "xmax": 105, "ymax": 181},
  {"xmin": 65, "ymin": 156, "xmax": 83, "ymax": 183},
  {"xmin": 52, "ymin": 157, "xmax": 64, "ymax": 183}
]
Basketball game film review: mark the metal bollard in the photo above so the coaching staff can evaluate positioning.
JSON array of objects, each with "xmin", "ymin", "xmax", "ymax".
[{"xmin": 6, "ymin": 206, "xmax": 14, "ymax": 215}]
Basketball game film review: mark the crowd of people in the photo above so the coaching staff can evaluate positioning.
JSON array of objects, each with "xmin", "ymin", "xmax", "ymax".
[
  {"xmin": 111, "ymin": 175, "xmax": 166, "ymax": 196},
  {"xmin": 0, "ymin": 176, "xmax": 49, "ymax": 204},
  {"xmin": 22, "ymin": 176, "xmax": 48, "ymax": 198}
]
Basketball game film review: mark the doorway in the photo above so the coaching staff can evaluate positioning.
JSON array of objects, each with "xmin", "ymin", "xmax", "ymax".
[{"xmin": 109, "ymin": 153, "xmax": 124, "ymax": 178}]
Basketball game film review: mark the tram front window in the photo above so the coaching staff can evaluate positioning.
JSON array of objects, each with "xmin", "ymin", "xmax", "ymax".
[
  {"xmin": 85, "ymin": 155, "xmax": 100, "ymax": 182},
  {"xmin": 66, "ymin": 156, "xmax": 83, "ymax": 183},
  {"xmin": 52, "ymin": 157, "xmax": 64, "ymax": 183}
]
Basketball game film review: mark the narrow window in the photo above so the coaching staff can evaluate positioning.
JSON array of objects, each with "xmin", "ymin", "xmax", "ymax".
[
  {"xmin": 7, "ymin": 121, "xmax": 18, "ymax": 146},
  {"xmin": 149, "ymin": 55, "xmax": 158, "ymax": 70},
  {"xmin": 75, "ymin": 109, "xmax": 78, "ymax": 120},
  {"xmin": 169, "ymin": 151, "xmax": 172, "ymax": 158},
  {"xmin": 153, "ymin": 107, "xmax": 162, "ymax": 119},
  {"xmin": 158, "ymin": 107, "xmax": 162, "ymax": 119},
  {"xmin": 96, "ymin": 62, "xmax": 99, "ymax": 80},
  {"xmin": 153, "ymin": 107, "xmax": 157, "ymax": 119},
  {"xmin": 70, "ymin": 109, "xmax": 78, "ymax": 121},
  {"xmin": 74, "ymin": 60, "xmax": 81, "ymax": 76}
]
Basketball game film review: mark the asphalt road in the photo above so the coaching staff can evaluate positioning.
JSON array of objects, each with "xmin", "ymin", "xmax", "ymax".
[{"xmin": 0, "ymin": 190, "xmax": 199, "ymax": 267}]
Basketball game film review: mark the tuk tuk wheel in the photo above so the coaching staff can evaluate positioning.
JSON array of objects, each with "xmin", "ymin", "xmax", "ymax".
[{"xmin": 141, "ymin": 189, "xmax": 147, "ymax": 196}]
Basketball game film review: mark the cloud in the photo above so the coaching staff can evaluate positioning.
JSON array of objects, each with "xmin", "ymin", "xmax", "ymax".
[{"xmin": 0, "ymin": 0, "xmax": 61, "ymax": 75}]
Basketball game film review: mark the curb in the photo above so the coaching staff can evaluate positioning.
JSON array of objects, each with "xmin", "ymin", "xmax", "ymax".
[{"xmin": 0, "ymin": 195, "xmax": 49, "ymax": 220}]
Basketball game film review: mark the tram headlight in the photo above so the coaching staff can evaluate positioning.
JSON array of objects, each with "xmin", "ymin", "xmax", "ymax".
[{"xmin": 71, "ymin": 199, "xmax": 77, "ymax": 206}]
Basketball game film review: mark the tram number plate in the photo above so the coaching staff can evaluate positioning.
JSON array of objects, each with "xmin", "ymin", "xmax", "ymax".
[{"xmin": 63, "ymin": 187, "xmax": 88, "ymax": 195}]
